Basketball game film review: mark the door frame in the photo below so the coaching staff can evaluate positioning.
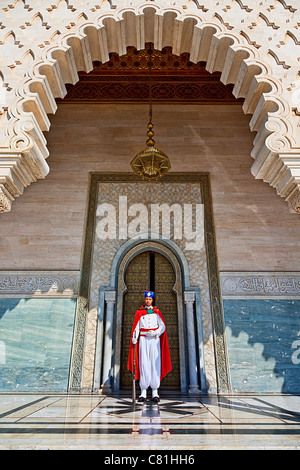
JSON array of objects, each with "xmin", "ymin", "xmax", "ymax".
[
  {"xmin": 114, "ymin": 240, "xmax": 188, "ymax": 392},
  {"xmin": 103, "ymin": 236, "xmax": 206, "ymax": 392},
  {"xmin": 69, "ymin": 173, "xmax": 230, "ymax": 394}
]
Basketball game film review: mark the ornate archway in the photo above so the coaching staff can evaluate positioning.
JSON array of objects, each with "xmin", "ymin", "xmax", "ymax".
[
  {"xmin": 70, "ymin": 172, "xmax": 222, "ymax": 394},
  {"xmin": 0, "ymin": 0, "xmax": 299, "ymax": 212},
  {"xmin": 97, "ymin": 238, "xmax": 206, "ymax": 394},
  {"xmin": 120, "ymin": 250, "xmax": 181, "ymax": 391},
  {"xmin": 116, "ymin": 243, "xmax": 187, "ymax": 392}
]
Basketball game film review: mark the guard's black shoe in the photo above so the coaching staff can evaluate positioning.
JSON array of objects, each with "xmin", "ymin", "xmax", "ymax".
[
  {"xmin": 152, "ymin": 396, "xmax": 160, "ymax": 403},
  {"xmin": 138, "ymin": 396, "xmax": 146, "ymax": 402}
]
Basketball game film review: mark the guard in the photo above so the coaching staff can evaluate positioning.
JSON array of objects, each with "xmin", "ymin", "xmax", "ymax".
[{"xmin": 127, "ymin": 291, "xmax": 172, "ymax": 402}]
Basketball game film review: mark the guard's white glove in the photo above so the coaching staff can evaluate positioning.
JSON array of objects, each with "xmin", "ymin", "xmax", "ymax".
[
  {"xmin": 132, "ymin": 337, "xmax": 137, "ymax": 344},
  {"xmin": 147, "ymin": 330, "xmax": 158, "ymax": 337}
]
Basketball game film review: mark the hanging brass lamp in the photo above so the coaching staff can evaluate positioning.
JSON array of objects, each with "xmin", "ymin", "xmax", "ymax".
[{"xmin": 130, "ymin": 44, "xmax": 171, "ymax": 181}]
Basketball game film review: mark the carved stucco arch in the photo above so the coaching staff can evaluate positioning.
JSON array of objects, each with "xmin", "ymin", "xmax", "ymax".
[{"xmin": 0, "ymin": 1, "xmax": 299, "ymax": 213}]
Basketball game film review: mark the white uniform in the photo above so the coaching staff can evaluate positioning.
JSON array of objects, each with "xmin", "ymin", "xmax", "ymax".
[{"xmin": 132, "ymin": 307, "xmax": 165, "ymax": 393}]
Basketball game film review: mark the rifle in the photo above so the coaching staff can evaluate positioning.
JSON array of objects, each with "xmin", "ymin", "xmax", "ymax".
[{"xmin": 132, "ymin": 330, "xmax": 136, "ymax": 403}]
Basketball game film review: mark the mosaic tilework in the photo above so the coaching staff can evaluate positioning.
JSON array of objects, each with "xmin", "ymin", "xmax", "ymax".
[
  {"xmin": 223, "ymin": 299, "xmax": 300, "ymax": 393},
  {"xmin": 76, "ymin": 175, "xmax": 223, "ymax": 394},
  {"xmin": 0, "ymin": 298, "xmax": 76, "ymax": 392}
]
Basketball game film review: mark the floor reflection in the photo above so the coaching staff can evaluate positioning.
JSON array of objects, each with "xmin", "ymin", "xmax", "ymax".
[{"xmin": 0, "ymin": 393, "xmax": 299, "ymax": 449}]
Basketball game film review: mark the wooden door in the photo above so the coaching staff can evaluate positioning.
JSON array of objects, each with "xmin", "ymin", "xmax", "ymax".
[{"xmin": 120, "ymin": 251, "xmax": 180, "ymax": 390}]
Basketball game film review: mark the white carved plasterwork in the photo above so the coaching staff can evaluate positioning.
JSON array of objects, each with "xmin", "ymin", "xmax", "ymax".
[
  {"xmin": 0, "ymin": 186, "xmax": 12, "ymax": 212},
  {"xmin": 0, "ymin": 0, "xmax": 299, "ymax": 212},
  {"xmin": 0, "ymin": 271, "xmax": 80, "ymax": 298},
  {"xmin": 220, "ymin": 272, "xmax": 300, "ymax": 298}
]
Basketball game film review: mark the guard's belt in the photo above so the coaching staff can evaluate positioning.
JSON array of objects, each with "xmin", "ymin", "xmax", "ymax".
[{"xmin": 140, "ymin": 327, "xmax": 158, "ymax": 337}]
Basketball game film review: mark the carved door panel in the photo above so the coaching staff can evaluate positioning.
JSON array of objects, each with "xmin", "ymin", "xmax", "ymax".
[
  {"xmin": 120, "ymin": 251, "xmax": 150, "ymax": 390},
  {"xmin": 120, "ymin": 251, "xmax": 180, "ymax": 390},
  {"xmin": 154, "ymin": 252, "xmax": 180, "ymax": 390}
]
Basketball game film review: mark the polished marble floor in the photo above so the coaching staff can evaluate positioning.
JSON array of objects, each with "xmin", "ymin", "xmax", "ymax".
[{"xmin": 0, "ymin": 393, "xmax": 300, "ymax": 450}]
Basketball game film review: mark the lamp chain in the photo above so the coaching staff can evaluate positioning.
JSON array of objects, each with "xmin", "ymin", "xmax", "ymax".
[
  {"xmin": 146, "ymin": 43, "xmax": 155, "ymax": 147},
  {"xmin": 149, "ymin": 43, "xmax": 153, "ymax": 123}
]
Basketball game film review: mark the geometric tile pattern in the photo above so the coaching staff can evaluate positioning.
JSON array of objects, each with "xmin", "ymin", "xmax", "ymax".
[{"xmin": 0, "ymin": 394, "xmax": 300, "ymax": 449}]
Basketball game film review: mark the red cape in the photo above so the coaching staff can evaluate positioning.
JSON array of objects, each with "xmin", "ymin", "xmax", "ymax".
[{"xmin": 127, "ymin": 306, "xmax": 172, "ymax": 381}]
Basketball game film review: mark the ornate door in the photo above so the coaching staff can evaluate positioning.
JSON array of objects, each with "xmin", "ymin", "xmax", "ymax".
[{"xmin": 120, "ymin": 251, "xmax": 180, "ymax": 390}]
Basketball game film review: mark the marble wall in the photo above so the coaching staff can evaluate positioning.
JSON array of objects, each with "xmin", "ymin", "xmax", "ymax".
[
  {"xmin": 0, "ymin": 298, "xmax": 76, "ymax": 392},
  {"xmin": 221, "ymin": 271, "xmax": 300, "ymax": 393}
]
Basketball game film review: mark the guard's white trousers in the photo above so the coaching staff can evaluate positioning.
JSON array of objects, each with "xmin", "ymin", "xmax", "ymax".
[{"xmin": 139, "ymin": 336, "xmax": 161, "ymax": 390}]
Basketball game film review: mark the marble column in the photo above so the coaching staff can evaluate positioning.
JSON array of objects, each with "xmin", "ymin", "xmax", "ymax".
[
  {"xmin": 101, "ymin": 291, "xmax": 116, "ymax": 392},
  {"xmin": 184, "ymin": 291, "xmax": 199, "ymax": 393}
]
